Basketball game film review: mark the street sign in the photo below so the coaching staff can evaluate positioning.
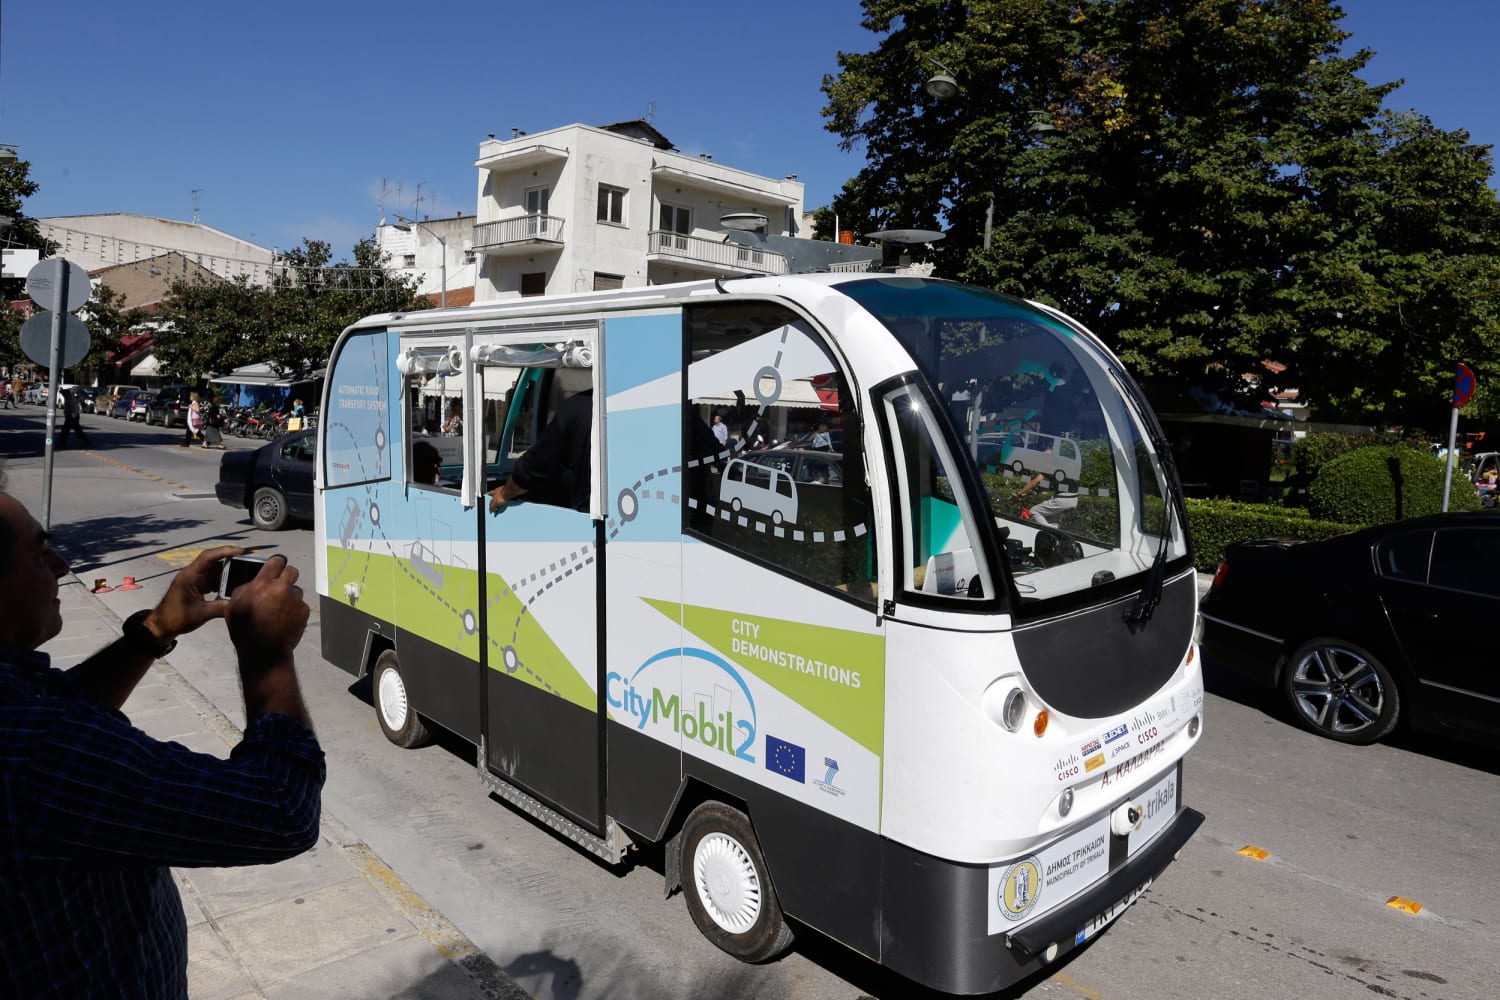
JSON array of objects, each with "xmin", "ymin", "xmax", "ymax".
[
  {"xmin": 19, "ymin": 311, "xmax": 92, "ymax": 368},
  {"xmin": 1, "ymin": 248, "xmax": 40, "ymax": 279},
  {"xmin": 1454, "ymin": 363, "xmax": 1476, "ymax": 407},
  {"xmin": 25, "ymin": 258, "xmax": 91, "ymax": 313}
]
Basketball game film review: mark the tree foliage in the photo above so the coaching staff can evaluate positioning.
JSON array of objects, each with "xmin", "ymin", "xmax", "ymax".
[
  {"xmin": 821, "ymin": 0, "xmax": 1500, "ymax": 428},
  {"xmin": 0, "ymin": 156, "xmax": 57, "ymax": 373},
  {"xmin": 153, "ymin": 236, "xmax": 428, "ymax": 380}
]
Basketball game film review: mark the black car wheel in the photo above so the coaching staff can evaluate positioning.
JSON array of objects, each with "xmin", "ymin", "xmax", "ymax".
[
  {"xmin": 679, "ymin": 801, "xmax": 794, "ymax": 963},
  {"xmin": 1282, "ymin": 638, "xmax": 1400, "ymax": 745},
  {"xmin": 251, "ymin": 486, "xmax": 289, "ymax": 531}
]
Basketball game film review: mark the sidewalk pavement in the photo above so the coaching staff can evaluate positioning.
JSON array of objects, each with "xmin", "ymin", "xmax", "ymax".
[{"xmin": 40, "ymin": 575, "xmax": 530, "ymax": 1000}]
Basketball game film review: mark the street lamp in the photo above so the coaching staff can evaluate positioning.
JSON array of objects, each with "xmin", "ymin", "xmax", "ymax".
[
  {"xmin": 392, "ymin": 215, "xmax": 447, "ymax": 308},
  {"xmin": 923, "ymin": 56, "xmax": 959, "ymax": 100}
]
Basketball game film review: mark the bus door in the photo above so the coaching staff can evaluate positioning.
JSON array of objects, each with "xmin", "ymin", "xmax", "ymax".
[
  {"xmin": 473, "ymin": 329, "xmax": 603, "ymax": 830},
  {"xmin": 336, "ymin": 331, "xmax": 482, "ymax": 745}
]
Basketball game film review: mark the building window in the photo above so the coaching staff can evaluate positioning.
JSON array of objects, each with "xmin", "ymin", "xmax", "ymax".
[
  {"xmin": 658, "ymin": 203, "xmax": 690, "ymax": 251},
  {"xmin": 525, "ymin": 186, "xmax": 551, "ymax": 237},
  {"xmin": 402, "ymin": 254, "xmax": 417, "ymax": 268},
  {"xmin": 597, "ymin": 185, "xmax": 627, "ymax": 225},
  {"xmin": 520, "ymin": 272, "xmax": 546, "ymax": 297},
  {"xmin": 593, "ymin": 272, "xmax": 624, "ymax": 291}
]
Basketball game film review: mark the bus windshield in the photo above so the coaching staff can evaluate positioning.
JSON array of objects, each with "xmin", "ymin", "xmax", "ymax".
[{"xmin": 840, "ymin": 277, "xmax": 1188, "ymax": 605}]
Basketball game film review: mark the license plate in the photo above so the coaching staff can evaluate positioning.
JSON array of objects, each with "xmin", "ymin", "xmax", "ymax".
[{"xmin": 1074, "ymin": 878, "xmax": 1151, "ymax": 945}]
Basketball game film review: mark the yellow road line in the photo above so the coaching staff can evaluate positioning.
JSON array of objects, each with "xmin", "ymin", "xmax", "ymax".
[{"xmin": 82, "ymin": 449, "xmax": 193, "ymax": 491}]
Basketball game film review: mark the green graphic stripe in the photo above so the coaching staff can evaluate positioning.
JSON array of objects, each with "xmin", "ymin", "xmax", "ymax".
[
  {"xmin": 646, "ymin": 598, "xmax": 885, "ymax": 758},
  {"xmin": 325, "ymin": 546, "xmax": 594, "ymax": 710}
]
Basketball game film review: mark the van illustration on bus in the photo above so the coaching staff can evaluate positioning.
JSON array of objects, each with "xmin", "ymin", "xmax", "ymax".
[
  {"xmin": 313, "ymin": 274, "xmax": 1204, "ymax": 995},
  {"xmin": 719, "ymin": 456, "xmax": 798, "ymax": 524}
]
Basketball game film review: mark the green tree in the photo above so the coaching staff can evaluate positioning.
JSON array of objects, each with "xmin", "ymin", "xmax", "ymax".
[
  {"xmin": 0, "ymin": 156, "xmax": 57, "ymax": 373},
  {"xmin": 821, "ymin": 0, "xmax": 1500, "ymax": 428},
  {"xmin": 155, "ymin": 236, "xmax": 427, "ymax": 381}
]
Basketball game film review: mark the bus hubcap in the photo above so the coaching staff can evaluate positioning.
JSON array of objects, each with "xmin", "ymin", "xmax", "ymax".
[{"xmin": 694, "ymin": 832, "xmax": 761, "ymax": 933}]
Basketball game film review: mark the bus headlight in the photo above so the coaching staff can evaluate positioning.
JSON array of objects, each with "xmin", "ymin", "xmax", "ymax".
[
  {"xmin": 981, "ymin": 679, "xmax": 1032, "ymax": 733},
  {"xmin": 1059, "ymin": 787, "xmax": 1074, "ymax": 818},
  {"xmin": 1001, "ymin": 688, "xmax": 1027, "ymax": 732}
]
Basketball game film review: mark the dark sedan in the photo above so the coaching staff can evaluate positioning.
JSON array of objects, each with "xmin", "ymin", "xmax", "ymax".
[
  {"xmin": 1201, "ymin": 512, "xmax": 1500, "ymax": 747},
  {"xmin": 215, "ymin": 429, "xmax": 315, "ymax": 530}
]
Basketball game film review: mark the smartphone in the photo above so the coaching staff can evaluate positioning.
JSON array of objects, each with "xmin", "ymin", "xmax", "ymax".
[{"xmin": 218, "ymin": 555, "xmax": 268, "ymax": 597}]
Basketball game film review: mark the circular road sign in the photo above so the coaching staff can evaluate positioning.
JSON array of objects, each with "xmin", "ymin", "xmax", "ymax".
[
  {"xmin": 1455, "ymin": 362, "xmax": 1476, "ymax": 407},
  {"xmin": 25, "ymin": 258, "xmax": 91, "ymax": 313},
  {"xmin": 20, "ymin": 311, "xmax": 92, "ymax": 369}
]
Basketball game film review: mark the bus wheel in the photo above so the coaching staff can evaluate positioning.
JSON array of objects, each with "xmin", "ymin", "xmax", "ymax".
[
  {"xmin": 680, "ymin": 802, "xmax": 794, "ymax": 963},
  {"xmin": 373, "ymin": 651, "xmax": 433, "ymax": 748}
]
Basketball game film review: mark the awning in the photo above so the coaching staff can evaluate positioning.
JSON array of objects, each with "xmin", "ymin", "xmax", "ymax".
[
  {"xmin": 210, "ymin": 363, "xmax": 326, "ymax": 388},
  {"xmin": 130, "ymin": 354, "xmax": 161, "ymax": 377}
]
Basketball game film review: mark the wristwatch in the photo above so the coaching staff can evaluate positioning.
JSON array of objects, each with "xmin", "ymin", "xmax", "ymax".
[{"xmin": 122, "ymin": 609, "xmax": 177, "ymax": 658}]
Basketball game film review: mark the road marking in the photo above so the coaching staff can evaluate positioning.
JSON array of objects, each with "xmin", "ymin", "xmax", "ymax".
[
  {"xmin": 1386, "ymin": 896, "xmax": 1423, "ymax": 915},
  {"xmin": 1049, "ymin": 970, "xmax": 1111, "ymax": 999},
  {"xmin": 1238, "ymin": 845, "xmax": 1270, "ymax": 860},
  {"xmin": 82, "ymin": 450, "xmax": 192, "ymax": 491}
]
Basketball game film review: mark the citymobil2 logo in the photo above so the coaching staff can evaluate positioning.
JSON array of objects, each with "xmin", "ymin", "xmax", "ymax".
[{"xmin": 607, "ymin": 647, "xmax": 758, "ymax": 763}]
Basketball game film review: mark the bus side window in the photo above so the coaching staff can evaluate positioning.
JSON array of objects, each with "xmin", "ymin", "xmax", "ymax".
[{"xmin": 684, "ymin": 301, "xmax": 875, "ymax": 605}]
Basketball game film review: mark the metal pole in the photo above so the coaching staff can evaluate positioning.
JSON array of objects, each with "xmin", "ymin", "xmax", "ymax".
[
  {"xmin": 438, "ymin": 235, "xmax": 447, "ymax": 308},
  {"xmin": 983, "ymin": 198, "xmax": 994, "ymax": 250},
  {"xmin": 1442, "ymin": 406, "xmax": 1459, "ymax": 512},
  {"xmin": 41, "ymin": 266, "xmax": 70, "ymax": 530}
]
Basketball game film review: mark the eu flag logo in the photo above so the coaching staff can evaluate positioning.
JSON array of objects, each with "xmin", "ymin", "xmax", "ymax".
[{"xmin": 765, "ymin": 735, "xmax": 806, "ymax": 783}]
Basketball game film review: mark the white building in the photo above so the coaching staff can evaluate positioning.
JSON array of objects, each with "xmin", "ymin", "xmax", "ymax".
[
  {"xmin": 374, "ymin": 212, "xmax": 479, "ymax": 307},
  {"xmin": 469, "ymin": 120, "xmax": 805, "ymax": 300},
  {"xmin": 36, "ymin": 213, "xmax": 276, "ymax": 285}
]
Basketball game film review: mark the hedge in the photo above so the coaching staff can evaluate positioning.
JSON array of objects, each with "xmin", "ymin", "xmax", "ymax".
[
  {"xmin": 1307, "ymin": 445, "xmax": 1480, "ymax": 523},
  {"xmin": 1185, "ymin": 498, "xmax": 1355, "ymax": 573}
]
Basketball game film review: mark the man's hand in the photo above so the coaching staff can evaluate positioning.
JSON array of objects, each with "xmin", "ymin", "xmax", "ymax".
[
  {"xmin": 142, "ymin": 544, "xmax": 244, "ymax": 644},
  {"xmin": 226, "ymin": 555, "xmax": 309, "ymax": 662},
  {"xmin": 488, "ymin": 480, "xmax": 524, "ymax": 513}
]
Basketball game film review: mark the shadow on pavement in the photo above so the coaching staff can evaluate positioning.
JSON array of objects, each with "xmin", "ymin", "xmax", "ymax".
[{"xmin": 53, "ymin": 514, "xmax": 256, "ymax": 574}]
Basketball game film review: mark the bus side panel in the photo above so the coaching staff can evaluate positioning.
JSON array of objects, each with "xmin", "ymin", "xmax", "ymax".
[
  {"xmin": 319, "ymin": 327, "xmax": 483, "ymax": 741},
  {"xmin": 601, "ymin": 312, "xmax": 688, "ymax": 840},
  {"xmin": 319, "ymin": 328, "xmax": 398, "ymax": 672}
]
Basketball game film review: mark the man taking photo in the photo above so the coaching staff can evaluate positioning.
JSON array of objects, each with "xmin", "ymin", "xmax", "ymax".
[{"xmin": 0, "ymin": 476, "xmax": 325, "ymax": 999}]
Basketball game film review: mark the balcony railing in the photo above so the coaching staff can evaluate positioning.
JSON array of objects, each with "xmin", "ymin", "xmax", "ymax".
[
  {"xmin": 647, "ymin": 230, "xmax": 788, "ymax": 275},
  {"xmin": 472, "ymin": 215, "xmax": 566, "ymax": 252},
  {"xmin": 828, "ymin": 259, "xmax": 876, "ymax": 273}
]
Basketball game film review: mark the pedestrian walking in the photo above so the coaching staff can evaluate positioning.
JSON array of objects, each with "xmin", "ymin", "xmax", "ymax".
[
  {"xmin": 0, "ymin": 478, "xmax": 325, "ymax": 999},
  {"xmin": 57, "ymin": 387, "xmax": 91, "ymax": 448},
  {"xmin": 182, "ymin": 390, "xmax": 202, "ymax": 447},
  {"xmin": 201, "ymin": 392, "xmax": 226, "ymax": 449}
]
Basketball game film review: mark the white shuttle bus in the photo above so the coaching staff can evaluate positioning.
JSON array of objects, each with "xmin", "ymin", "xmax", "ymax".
[{"xmin": 314, "ymin": 273, "xmax": 1205, "ymax": 994}]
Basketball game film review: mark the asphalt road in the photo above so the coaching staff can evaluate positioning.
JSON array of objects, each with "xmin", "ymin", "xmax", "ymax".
[{"xmin": 3, "ymin": 405, "xmax": 1497, "ymax": 1000}]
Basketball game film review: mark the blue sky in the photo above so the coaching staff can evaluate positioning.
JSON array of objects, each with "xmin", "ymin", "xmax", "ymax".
[{"xmin": 0, "ymin": 1, "xmax": 1492, "ymax": 261}]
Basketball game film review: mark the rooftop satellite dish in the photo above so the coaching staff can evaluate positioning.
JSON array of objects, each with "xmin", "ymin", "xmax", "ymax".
[
  {"xmin": 864, "ymin": 229, "xmax": 945, "ymax": 244},
  {"xmin": 720, "ymin": 213, "xmax": 768, "ymax": 232}
]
